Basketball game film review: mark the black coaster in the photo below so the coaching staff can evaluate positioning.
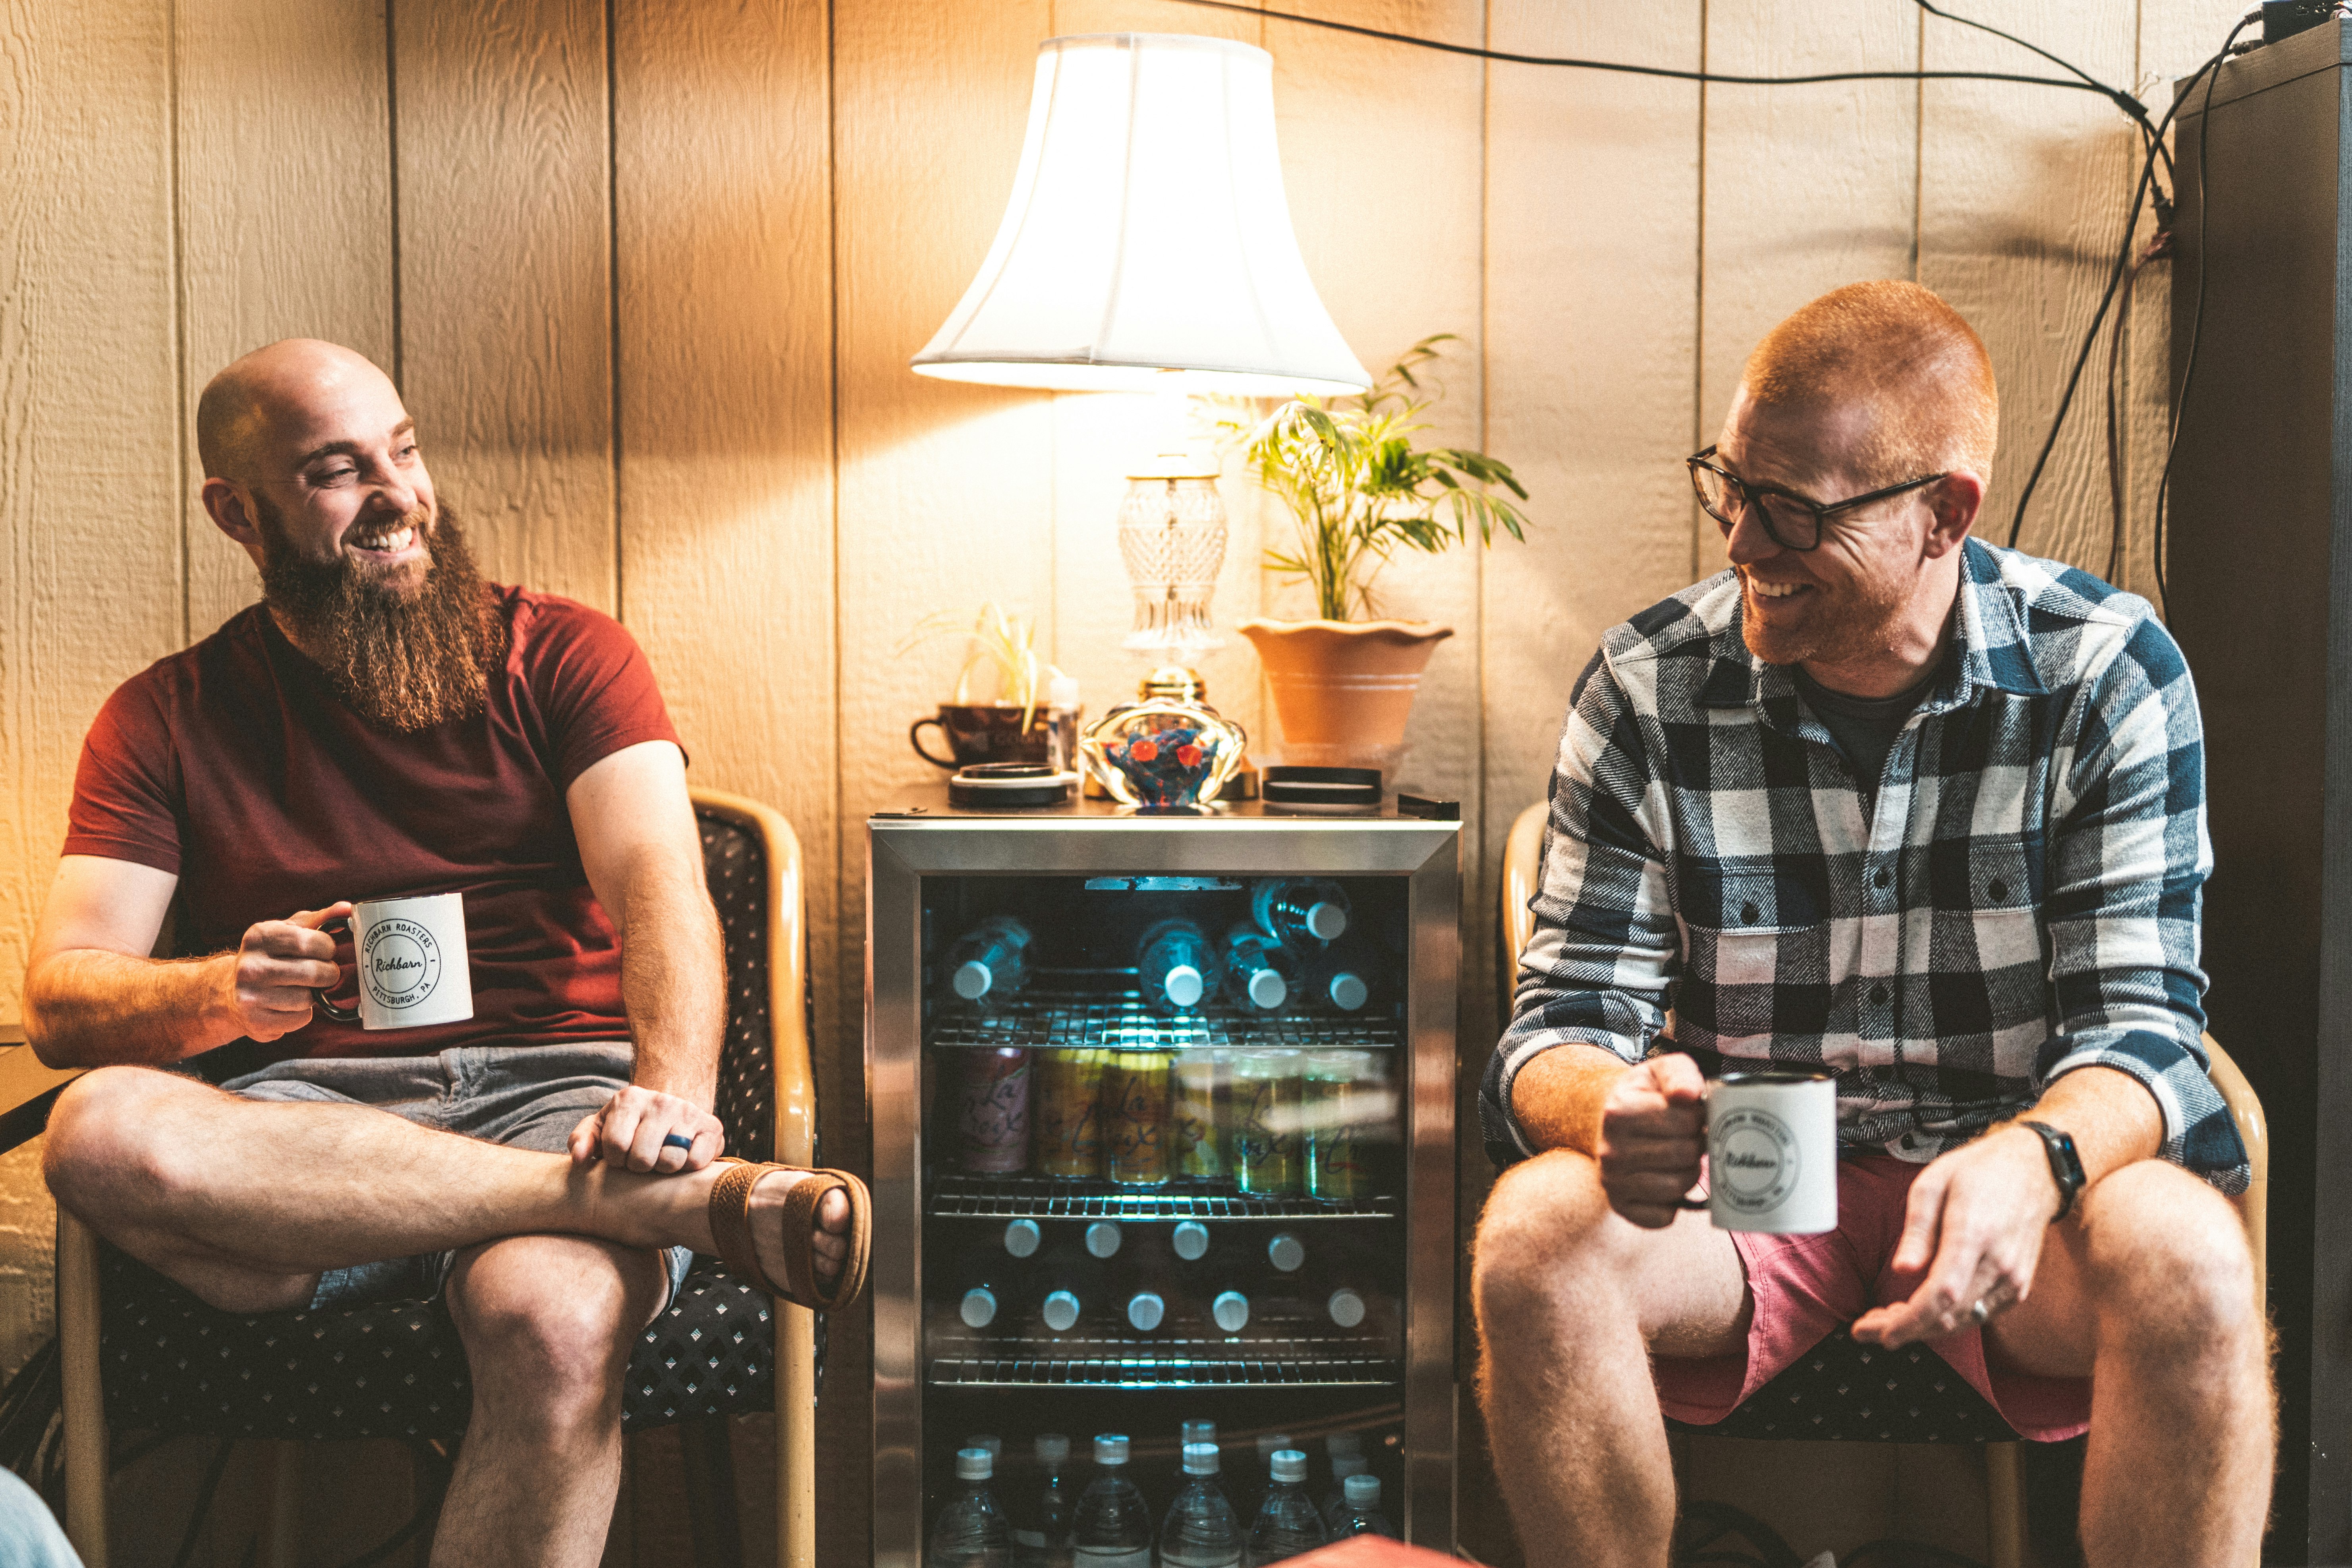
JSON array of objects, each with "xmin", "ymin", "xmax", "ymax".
[
  {"xmin": 1261, "ymin": 765, "xmax": 1383, "ymax": 807},
  {"xmin": 948, "ymin": 763, "xmax": 1073, "ymax": 809}
]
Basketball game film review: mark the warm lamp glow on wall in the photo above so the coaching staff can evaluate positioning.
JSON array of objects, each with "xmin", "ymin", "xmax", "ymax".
[{"xmin": 912, "ymin": 31, "xmax": 1370, "ymax": 661}]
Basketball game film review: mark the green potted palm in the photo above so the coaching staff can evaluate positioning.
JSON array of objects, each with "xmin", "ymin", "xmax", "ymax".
[{"xmin": 1226, "ymin": 335, "xmax": 1529, "ymax": 778}]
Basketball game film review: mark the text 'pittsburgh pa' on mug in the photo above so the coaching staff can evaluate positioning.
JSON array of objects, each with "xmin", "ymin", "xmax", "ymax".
[
  {"xmin": 1677, "ymin": 1067, "xmax": 1838, "ymax": 1234},
  {"xmin": 314, "ymin": 892, "xmax": 475, "ymax": 1030}
]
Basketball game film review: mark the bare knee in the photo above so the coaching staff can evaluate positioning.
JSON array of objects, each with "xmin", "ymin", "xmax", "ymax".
[
  {"xmin": 43, "ymin": 1066, "xmax": 200, "ymax": 1217},
  {"xmin": 1473, "ymin": 1151, "xmax": 1624, "ymax": 1340},
  {"xmin": 450, "ymin": 1245, "xmax": 655, "ymax": 1431},
  {"xmin": 2082, "ymin": 1161, "xmax": 2259, "ymax": 1360}
]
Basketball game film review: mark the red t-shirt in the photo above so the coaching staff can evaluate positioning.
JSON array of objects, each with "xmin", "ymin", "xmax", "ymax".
[{"xmin": 64, "ymin": 587, "xmax": 681, "ymax": 1061}]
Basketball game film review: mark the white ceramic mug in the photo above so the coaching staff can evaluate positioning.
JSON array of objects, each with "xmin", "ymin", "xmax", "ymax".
[
  {"xmin": 1678, "ymin": 1067, "xmax": 1839, "ymax": 1234},
  {"xmin": 315, "ymin": 892, "xmax": 474, "ymax": 1030}
]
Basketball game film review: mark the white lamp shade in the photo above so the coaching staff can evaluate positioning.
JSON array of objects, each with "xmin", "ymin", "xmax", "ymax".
[{"xmin": 911, "ymin": 33, "xmax": 1371, "ymax": 397}]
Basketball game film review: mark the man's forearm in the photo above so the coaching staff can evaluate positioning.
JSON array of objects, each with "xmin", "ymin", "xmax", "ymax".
[
  {"xmin": 1508, "ymin": 1042, "xmax": 1639, "ymax": 1157},
  {"xmin": 24, "ymin": 949, "xmax": 238, "ymax": 1068},
  {"xmin": 2002, "ymin": 1062, "xmax": 2165, "ymax": 1191},
  {"xmin": 613, "ymin": 854, "xmax": 725, "ymax": 1107}
]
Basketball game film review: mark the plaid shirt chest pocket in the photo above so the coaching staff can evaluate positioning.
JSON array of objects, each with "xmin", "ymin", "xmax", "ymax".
[{"xmin": 1675, "ymin": 863, "xmax": 1833, "ymax": 1045}]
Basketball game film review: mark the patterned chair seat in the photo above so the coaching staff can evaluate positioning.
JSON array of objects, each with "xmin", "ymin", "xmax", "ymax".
[
  {"xmin": 1669, "ymin": 1326, "xmax": 2020, "ymax": 1444},
  {"xmin": 97, "ymin": 1244, "xmax": 774, "ymax": 1441}
]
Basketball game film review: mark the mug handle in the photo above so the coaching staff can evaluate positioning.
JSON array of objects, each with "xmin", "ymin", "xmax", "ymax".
[
  {"xmin": 314, "ymin": 915, "xmax": 359, "ymax": 1023},
  {"xmin": 909, "ymin": 717, "xmax": 959, "ymax": 770},
  {"xmin": 1676, "ymin": 1195, "xmax": 1711, "ymax": 1209}
]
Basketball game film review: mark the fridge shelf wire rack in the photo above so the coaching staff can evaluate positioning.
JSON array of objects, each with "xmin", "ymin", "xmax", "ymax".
[
  {"xmin": 927, "ymin": 984, "xmax": 1402, "ymax": 1054},
  {"xmin": 929, "ymin": 1173, "xmax": 1397, "ymax": 1221},
  {"xmin": 926, "ymin": 1322, "xmax": 1400, "ymax": 1388}
]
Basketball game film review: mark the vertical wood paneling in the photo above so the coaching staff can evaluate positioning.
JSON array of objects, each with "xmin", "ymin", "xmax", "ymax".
[
  {"xmin": 610, "ymin": 0, "xmax": 837, "ymax": 1079},
  {"xmin": 0, "ymin": 0, "xmax": 184, "ymax": 1019},
  {"xmin": 394, "ymin": 0, "xmax": 615, "ymax": 609},
  {"xmin": 175, "ymin": 0, "xmax": 396, "ymax": 641},
  {"xmin": 1919, "ymin": 2, "xmax": 2138, "ymax": 575},
  {"xmin": 1699, "ymin": 0, "xmax": 1921, "ymax": 485}
]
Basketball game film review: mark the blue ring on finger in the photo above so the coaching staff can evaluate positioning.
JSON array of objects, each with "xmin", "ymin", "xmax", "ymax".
[{"xmin": 662, "ymin": 1133, "xmax": 695, "ymax": 1152}]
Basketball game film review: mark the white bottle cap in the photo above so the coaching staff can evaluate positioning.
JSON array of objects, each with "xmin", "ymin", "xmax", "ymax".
[
  {"xmin": 1267, "ymin": 1232, "xmax": 1306, "ymax": 1273},
  {"xmin": 1126, "ymin": 1292, "xmax": 1165, "ymax": 1331},
  {"xmin": 953, "ymin": 961, "xmax": 993, "ymax": 1001},
  {"xmin": 1164, "ymin": 964, "xmax": 1205, "ymax": 1008},
  {"xmin": 1270, "ymin": 1449, "xmax": 1307, "ymax": 1484},
  {"xmin": 1344, "ymin": 1473, "xmax": 1379, "ymax": 1506},
  {"xmin": 956, "ymin": 1446, "xmax": 993, "ymax": 1480},
  {"xmin": 1247, "ymin": 968, "xmax": 1287, "ymax": 1010},
  {"xmin": 1094, "ymin": 1434, "xmax": 1130, "ymax": 1466},
  {"xmin": 1328, "ymin": 1287, "xmax": 1367, "ymax": 1328},
  {"xmin": 1327, "ymin": 971, "xmax": 1369, "ymax": 1011},
  {"xmin": 1332, "ymin": 1454, "xmax": 1367, "ymax": 1479},
  {"xmin": 1305, "ymin": 901, "xmax": 1346, "ymax": 940},
  {"xmin": 1327, "ymin": 1433, "xmax": 1363, "ymax": 1459},
  {"xmin": 1211, "ymin": 1290, "xmax": 1250, "ymax": 1332},
  {"xmin": 1049, "ymin": 672, "xmax": 1081, "ymax": 710},
  {"xmin": 1171, "ymin": 1220, "xmax": 1210, "ymax": 1261},
  {"xmin": 959, "ymin": 1288, "xmax": 998, "ymax": 1328},
  {"xmin": 1085, "ymin": 1220, "xmax": 1123, "ymax": 1259},
  {"xmin": 1036, "ymin": 1433, "xmax": 1071, "ymax": 1464},
  {"xmin": 1042, "ymin": 1290, "xmax": 1081, "ymax": 1332},
  {"xmin": 1182, "ymin": 1441, "xmax": 1220, "ymax": 1476},
  {"xmin": 1182, "ymin": 1419, "xmax": 1217, "ymax": 1446},
  {"xmin": 1003, "ymin": 1218, "xmax": 1041, "ymax": 1258}
]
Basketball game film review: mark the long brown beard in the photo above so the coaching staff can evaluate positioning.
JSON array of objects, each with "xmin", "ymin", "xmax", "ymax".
[{"xmin": 256, "ymin": 498, "xmax": 506, "ymax": 731}]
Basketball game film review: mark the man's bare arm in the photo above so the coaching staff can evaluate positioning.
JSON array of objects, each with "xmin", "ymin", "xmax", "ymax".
[
  {"xmin": 566, "ymin": 741, "xmax": 727, "ymax": 1172},
  {"xmin": 23, "ymin": 855, "xmax": 345, "ymax": 1068},
  {"xmin": 1511, "ymin": 1042, "xmax": 1710, "ymax": 1229},
  {"xmin": 1510, "ymin": 1043, "xmax": 1638, "ymax": 1157}
]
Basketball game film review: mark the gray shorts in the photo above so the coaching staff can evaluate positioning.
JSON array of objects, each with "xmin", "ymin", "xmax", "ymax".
[{"xmin": 220, "ymin": 1041, "xmax": 696, "ymax": 1312}]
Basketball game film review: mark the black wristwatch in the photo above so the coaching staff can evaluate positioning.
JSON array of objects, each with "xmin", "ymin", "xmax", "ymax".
[{"xmin": 2018, "ymin": 1120, "xmax": 2085, "ymax": 1221}]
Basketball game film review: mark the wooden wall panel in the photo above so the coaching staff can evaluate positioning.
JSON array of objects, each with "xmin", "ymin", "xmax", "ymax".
[
  {"xmin": 1699, "ymin": 0, "xmax": 1921, "ymax": 500},
  {"xmin": 393, "ymin": 0, "xmax": 615, "ymax": 610},
  {"xmin": 175, "ymin": 0, "xmax": 396, "ymax": 641},
  {"xmin": 610, "ymin": 0, "xmax": 838, "ymax": 1066},
  {"xmin": 1919, "ymin": 2, "xmax": 2138, "ymax": 576}
]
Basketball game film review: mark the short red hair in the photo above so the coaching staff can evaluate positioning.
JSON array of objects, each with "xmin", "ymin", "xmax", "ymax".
[{"xmin": 1740, "ymin": 280, "xmax": 1998, "ymax": 481}]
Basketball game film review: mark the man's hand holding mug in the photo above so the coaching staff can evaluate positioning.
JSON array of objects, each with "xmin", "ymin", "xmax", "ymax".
[
  {"xmin": 1595, "ymin": 1054, "xmax": 1709, "ymax": 1229},
  {"xmin": 219, "ymin": 902, "xmax": 355, "ymax": 1042}
]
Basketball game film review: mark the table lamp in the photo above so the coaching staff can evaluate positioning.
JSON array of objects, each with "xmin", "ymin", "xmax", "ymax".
[{"xmin": 911, "ymin": 31, "xmax": 1371, "ymax": 670}]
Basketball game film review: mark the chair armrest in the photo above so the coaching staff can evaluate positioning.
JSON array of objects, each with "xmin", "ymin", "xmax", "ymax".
[{"xmin": 0, "ymin": 1032, "xmax": 84, "ymax": 1156}]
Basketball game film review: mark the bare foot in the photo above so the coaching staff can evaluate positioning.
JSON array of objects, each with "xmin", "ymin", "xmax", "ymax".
[{"xmin": 747, "ymin": 1170, "xmax": 852, "ymax": 1290}]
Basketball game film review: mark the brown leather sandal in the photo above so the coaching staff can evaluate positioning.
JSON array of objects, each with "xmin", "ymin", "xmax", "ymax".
[{"xmin": 707, "ymin": 1159, "xmax": 873, "ymax": 1310}]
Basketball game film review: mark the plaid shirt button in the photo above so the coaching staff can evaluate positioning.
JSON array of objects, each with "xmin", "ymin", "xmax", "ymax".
[
  {"xmin": 1869, "ymin": 983, "xmax": 1889, "ymax": 1006},
  {"xmin": 1873, "ymin": 868, "xmax": 1890, "ymax": 889}
]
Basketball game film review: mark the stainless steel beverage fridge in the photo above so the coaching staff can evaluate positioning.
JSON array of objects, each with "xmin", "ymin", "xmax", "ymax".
[{"xmin": 865, "ymin": 790, "xmax": 1460, "ymax": 1564}]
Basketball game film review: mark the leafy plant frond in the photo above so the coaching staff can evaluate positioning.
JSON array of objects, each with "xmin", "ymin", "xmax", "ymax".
[
  {"xmin": 896, "ymin": 601, "xmax": 1050, "ymax": 729},
  {"xmin": 1224, "ymin": 336, "xmax": 1530, "ymax": 621}
]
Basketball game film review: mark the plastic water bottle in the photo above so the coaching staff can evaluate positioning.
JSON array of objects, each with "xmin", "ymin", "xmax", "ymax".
[
  {"xmin": 1319, "ymin": 1455, "xmax": 1367, "ymax": 1532},
  {"xmin": 1220, "ymin": 925, "xmax": 1297, "ymax": 1013},
  {"xmin": 1331, "ymin": 1473, "xmax": 1396, "ymax": 1539},
  {"xmin": 1074, "ymin": 1434, "xmax": 1153, "ymax": 1568},
  {"xmin": 929, "ymin": 1446, "xmax": 1014, "ymax": 1568},
  {"xmin": 1180, "ymin": 1418, "xmax": 1217, "ymax": 1451},
  {"xmin": 1137, "ymin": 918, "xmax": 1215, "ymax": 1013},
  {"xmin": 1245, "ymin": 1448, "xmax": 1326, "ymax": 1563},
  {"xmin": 1301, "ymin": 937, "xmax": 1374, "ymax": 1012},
  {"xmin": 1159, "ymin": 1441, "xmax": 1244, "ymax": 1568},
  {"xmin": 1251, "ymin": 878, "xmax": 1350, "ymax": 945},
  {"xmin": 1015, "ymin": 1433, "xmax": 1076, "ymax": 1568},
  {"xmin": 945, "ymin": 914, "xmax": 1035, "ymax": 1006}
]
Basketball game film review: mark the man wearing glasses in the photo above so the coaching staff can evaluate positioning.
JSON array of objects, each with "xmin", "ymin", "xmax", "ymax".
[{"xmin": 1473, "ymin": 281, "xmax": 2270, "ymax": 1566}]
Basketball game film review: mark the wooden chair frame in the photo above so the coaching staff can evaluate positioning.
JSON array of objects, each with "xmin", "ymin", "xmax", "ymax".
[
  {"xmin": 1498, "ymin": 800, "xmax": 2269, "ymax": 1568},
  {"xmin": 54, "ymin": 785, "xmax": 820, "ymax": 1568}
]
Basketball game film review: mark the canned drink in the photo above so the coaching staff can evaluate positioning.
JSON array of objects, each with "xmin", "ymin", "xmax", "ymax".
[
  {"xmin": 1231, "ymin": 1049, "xmax": 1302, "ymax": 1194},
  {"xmin": 954, "ymin": 1047, "xmax": 1031, "ymax": 1174},
  {"xmin": 1104, "ymin": 1050, "xmax": 1171, "ymax": 1187},
  {"xmin": 1303, "ymin": 1050, "xmax": 1374, "ymax": 1199},
  {"xmin": 1033, "ymin": 1048, "xmax": 1106, "ymax": 1179},
  {"xmin": 1171, "ymin": 1048, "xmax": 1229, "ymax": 1180}
]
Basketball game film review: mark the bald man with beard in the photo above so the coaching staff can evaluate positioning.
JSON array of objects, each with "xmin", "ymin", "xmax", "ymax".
[
  {"xmin": 1475, "ymin": 283, "xmax": 2271, "ymax": 1567},
  {"xmin": 23, "ymin": 340, "xmax": 866, "ymax": 1566}
]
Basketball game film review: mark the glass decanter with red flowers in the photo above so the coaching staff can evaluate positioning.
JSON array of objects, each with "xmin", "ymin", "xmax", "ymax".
[{"xmin": 1078, "ymin": 666, "xmax": 1248, "ymax": 811}]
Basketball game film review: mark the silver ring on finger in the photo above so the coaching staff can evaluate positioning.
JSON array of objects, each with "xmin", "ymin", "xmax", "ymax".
[{"xmin": 1970, "ymin": 1297, "xmax": 1993, "ymax": 1326}]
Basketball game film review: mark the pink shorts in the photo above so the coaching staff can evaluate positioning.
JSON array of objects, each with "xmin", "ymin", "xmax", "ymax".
[{"xmin": 1651, "ymin": 1153, "xmax": 2091, "ymax": 1442}]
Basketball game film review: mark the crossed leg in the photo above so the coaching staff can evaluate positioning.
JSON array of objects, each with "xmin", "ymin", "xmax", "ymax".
[{"xmin": 42, "ymin": 1065, "xmax": 848, "ymax": 1568}]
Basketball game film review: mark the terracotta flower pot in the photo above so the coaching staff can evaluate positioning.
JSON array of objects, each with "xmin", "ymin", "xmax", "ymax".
[{"xmin": 1238, "ymin": 618, "xmax": 1455, "ymax": 780}]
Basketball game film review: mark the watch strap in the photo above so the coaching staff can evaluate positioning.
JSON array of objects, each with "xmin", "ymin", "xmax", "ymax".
[{"xmin": 2018, "ymin": 1119, "xmax": 2086, "ymax": 1221}]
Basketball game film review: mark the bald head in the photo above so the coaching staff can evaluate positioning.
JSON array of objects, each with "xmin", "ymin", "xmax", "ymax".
[
  {"xmin": 196, "ymin": 339, "xmax": 402, "ymax": 486},
  {"xmin": 1738, "ymin": 281, "xmax": 1998, "ymax": 483}
]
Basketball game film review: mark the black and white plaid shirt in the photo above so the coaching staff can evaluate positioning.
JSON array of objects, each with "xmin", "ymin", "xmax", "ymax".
[{"xmin": 1484, "ymin": 539, "xmax": 2248, "ymax": 1193}]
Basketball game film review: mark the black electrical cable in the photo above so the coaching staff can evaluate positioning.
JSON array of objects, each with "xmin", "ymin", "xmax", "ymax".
[
  {"xmin": 1913, "ymin": 0, "xmax": 2169, "ymax": 176},
  {"xmin": 2151, "ymin": 10, "xmax": 2265, "ymax": 616}
]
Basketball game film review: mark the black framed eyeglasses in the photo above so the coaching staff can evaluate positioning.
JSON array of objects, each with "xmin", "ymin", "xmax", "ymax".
[{"xmin": 1686, "ymin": 445, "xmax": 1948, "ymax": 552}]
